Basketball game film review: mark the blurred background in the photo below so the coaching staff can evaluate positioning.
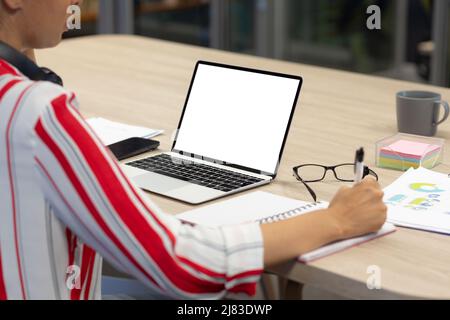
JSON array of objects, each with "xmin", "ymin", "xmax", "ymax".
[{"xmin": 68, "ymin": 0, "xmax": 450, "ymax": 87}]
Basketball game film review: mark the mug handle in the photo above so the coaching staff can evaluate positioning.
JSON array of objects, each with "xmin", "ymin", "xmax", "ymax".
[{"xmin": 435, "ymin": 101, "xmax": 450, "ymax": 125}]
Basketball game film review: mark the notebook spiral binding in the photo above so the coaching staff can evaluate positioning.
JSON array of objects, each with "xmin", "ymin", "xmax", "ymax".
[{"xmin": 257, "ymin": 201, "xmax": 326, "ymax": 224}]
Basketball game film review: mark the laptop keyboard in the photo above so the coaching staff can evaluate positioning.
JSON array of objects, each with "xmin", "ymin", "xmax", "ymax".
[{"xmin": 126, "ymin": 154, "xmax": 264, "ymax": 192}]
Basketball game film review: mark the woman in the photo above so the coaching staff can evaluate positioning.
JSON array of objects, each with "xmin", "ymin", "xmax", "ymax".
[{"xmin": 0, "ymin": 0, "xmax": 386, "ymax": 300}]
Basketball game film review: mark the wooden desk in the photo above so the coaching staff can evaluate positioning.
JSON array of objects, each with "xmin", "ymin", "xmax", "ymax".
[{"xmin": 37, "ymin": 35, "xmax": 450, "ymax": 300}]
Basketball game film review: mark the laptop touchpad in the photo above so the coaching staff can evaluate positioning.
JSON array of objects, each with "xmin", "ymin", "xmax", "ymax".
[{"xmin": 133, "ymin": 171, "xmax": 189, "ymax": 193}]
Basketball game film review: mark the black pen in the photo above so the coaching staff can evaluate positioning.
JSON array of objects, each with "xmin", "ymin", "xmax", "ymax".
[{"xmin": 354, "ymin": 147, "xmax": 365, "ymax": 184}]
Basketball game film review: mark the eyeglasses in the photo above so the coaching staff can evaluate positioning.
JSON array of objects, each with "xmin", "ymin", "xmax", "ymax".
[{"xmin": 292, "ymin": 163, "xmax": 379, "ymax": 202}]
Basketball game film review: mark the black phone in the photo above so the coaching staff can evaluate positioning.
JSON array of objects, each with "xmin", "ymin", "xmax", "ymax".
[{"xmin": 108, "ymin": 137, "xmax": 160, "ymax": 160}]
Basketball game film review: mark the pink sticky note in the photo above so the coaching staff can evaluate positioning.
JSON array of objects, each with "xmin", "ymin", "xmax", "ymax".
[{"xmin": 381, "ymin": 140, "xmax": 441, "ymax": 159}]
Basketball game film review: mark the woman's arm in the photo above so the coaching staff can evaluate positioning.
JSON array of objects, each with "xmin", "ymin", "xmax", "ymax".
[
  {"xmin": 32, "ymin": 88, "xmax": 263, "ymax": 299},
  {"xmin": 261, "ymin": 178, "xmax": 387, "ymax": 267}
]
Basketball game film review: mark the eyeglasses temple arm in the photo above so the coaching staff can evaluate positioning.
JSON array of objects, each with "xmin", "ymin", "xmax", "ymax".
[{"xmin": 296, "ymin": 175, "xmax": 318, "ymax": 203}]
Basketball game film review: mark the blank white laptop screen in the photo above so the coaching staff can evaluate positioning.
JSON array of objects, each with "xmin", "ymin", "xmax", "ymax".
[{"xmin": 173, "ymin": 63, "xmax": 301, "ymax": 175}]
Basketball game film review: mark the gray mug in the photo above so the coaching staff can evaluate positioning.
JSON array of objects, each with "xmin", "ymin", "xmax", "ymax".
[{"xmin": 396, "ymin": 91, "xmax": 450, "ymax": 136}]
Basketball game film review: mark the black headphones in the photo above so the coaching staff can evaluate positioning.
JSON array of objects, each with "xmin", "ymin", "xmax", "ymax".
[{"xmin": 0, "ymin": 40, "xmax": 63, "ymax": 86}]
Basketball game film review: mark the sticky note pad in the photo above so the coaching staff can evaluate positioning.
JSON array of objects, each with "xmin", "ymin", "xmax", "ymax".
[
  {"xmin": 381, "ymin": 140, "xmax": 441, "ymax": 159},
  {"xmin": 379, "ymin": 139, "xmax": 442, "ymax": 170}
]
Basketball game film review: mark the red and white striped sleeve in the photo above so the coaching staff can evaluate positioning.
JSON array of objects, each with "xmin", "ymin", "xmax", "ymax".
[{"xmin": 31, "ymin": 87, "xmax": 264, "ymax": 299}]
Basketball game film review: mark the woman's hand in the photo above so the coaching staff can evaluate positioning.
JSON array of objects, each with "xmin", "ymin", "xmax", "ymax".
[{"xmin": 328, "ymin": 176, "xmax": 387, "ymax": 240}]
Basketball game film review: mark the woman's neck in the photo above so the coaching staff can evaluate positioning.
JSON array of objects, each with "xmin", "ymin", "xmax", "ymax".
[
  {"xmin": 0, "ymin": 29, "xmax": 35, "ymax": 62},
  {"xmin": 0, "ymin": 22, "xmax": 22, "ymax": 49}
]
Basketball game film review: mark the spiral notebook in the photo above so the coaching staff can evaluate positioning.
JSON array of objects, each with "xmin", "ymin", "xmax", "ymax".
[{"xmin": 177, "ymin": 191, "xmax": 396, "ymax": 263}]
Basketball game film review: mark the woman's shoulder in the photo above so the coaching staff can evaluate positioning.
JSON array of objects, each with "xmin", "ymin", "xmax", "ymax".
[{"xmin": 26, "ymin": 81, "xmax": 78, "ymax": 112}]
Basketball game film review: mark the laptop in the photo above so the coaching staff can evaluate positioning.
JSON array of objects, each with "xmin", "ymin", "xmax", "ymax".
[{"xmin": 121, "ymin": 61, "xmax": 303, "ymax": 204}]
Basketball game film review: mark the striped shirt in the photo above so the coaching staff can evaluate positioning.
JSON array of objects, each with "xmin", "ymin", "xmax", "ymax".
[{"xmin": 0, "ymin": 60, "xmax": 263, "ymax": 300}]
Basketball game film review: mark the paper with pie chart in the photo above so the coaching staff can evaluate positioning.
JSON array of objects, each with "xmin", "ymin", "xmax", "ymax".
[{"xmin": 383, "ymin": 167, "xmax": 450, "ymax": 234}]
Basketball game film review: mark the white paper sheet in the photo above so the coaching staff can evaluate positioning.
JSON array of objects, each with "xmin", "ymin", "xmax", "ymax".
[
  {"xmin": 86, "ymin": 117, "xmax": 163, "ymax": 146},
  {"xmin": 383, "ymin": 167, "xmax": 450, "ymax": 234}
]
